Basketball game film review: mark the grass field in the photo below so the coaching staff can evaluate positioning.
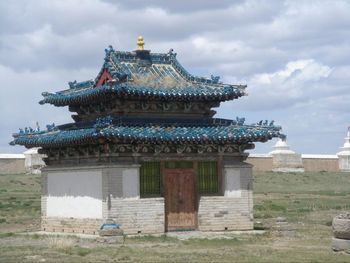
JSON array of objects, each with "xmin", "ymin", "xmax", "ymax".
[{"xmin": 0, "ymin": 171, "xmax": 350, "ymax": 262}]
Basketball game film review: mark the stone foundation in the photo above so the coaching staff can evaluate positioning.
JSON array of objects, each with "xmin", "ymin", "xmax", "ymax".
[{"xmin": 41, "ymin": 217, "xmax": 103, "ymax": 235}]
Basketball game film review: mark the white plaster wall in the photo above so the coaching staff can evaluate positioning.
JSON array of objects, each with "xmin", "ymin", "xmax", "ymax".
[
  {"xmin": 224, "ymin": 167, "xmax": 242, "ymax": 198},
  {"xmin": 47, "ymin": 170, "xmax": 103, "ymax": 219},
  {"xmin": 122, "ymin": 168, "xmax": 139, "ymax": 199}
]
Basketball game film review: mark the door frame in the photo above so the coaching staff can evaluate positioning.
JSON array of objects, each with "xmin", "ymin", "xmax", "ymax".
[{"xmin": 161, "ymin": 161, "xmax": 198, "ymax": 232}]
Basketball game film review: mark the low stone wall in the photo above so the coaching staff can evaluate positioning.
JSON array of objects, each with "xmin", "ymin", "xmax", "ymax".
[
  {"xmin": 246, "ymin": 154, "xmax": 273, "ymax": 172},
  {"xmin": 0, "ymin": 154, "xmax": 25, "ymax": 174},
  {"xmin": 247, "ymin": 154, "xmax": 340, "ymax": 172},
  {"xmin": 302, "ymin": 154, "xmax": 339, "ymax": 172}
]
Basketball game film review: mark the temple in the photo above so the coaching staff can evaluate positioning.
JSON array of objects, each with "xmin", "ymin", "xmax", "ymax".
[{"xmin": 11, "ymin": 37, "xmax": 283, "ymax": 234}]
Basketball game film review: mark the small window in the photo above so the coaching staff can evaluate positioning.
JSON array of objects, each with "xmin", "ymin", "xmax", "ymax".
[
  {"xmin": 165, "ymin": 161, "xmax": 193, "ymax": 169},
  {"xmin": 198, "ymin": 161, "xmax": 218, "ymax": 194},
  {"xmin": 140, "ymin": 162, "xmax": 161, "ymax": 197}
]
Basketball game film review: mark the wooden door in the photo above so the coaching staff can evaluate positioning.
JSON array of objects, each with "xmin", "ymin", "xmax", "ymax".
[{"xmin": 164, "ymin": 169, "xmax": 197, "ymax": 231}]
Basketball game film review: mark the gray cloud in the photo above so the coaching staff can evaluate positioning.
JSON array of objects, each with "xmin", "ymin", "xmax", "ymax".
[{"xmin": 102, "ymin": 0, "xmax": 243, "ymax": 13}]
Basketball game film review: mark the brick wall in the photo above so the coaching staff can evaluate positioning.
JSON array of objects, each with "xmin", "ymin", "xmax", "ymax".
[
  {"xmin": 198, "ymin": 196, "xmax": 253, "ymax": 231},
  {"xmin": 109, "ymin": 198, "xmax": 165, "ymax": 234}
]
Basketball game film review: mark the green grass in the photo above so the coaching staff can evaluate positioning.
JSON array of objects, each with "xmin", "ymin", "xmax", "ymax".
[
  {"xmin": 76, "ymin": 248, "xmax": 90, "ymax": 257},
  {"xmin": 0, "ymin": 173, "xmax": 40, "ymax": 233},
  {"xmin": 0, "ymin": 232, "xmax": 15, "ymax": 238},
  {"xmin": 0, "ymin": 172, "xmax": 350, "ymax": 262},
  {"xmin": 253, "ymin": 171, "xmax": 350, "ymax": 227},
  {"xmin": 127, "ymin": 234, "xmax": 179, "ymax": 243}
]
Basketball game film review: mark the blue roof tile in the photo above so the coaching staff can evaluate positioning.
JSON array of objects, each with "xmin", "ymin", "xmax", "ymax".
[
  {"xmin": 39, "ymin": 46, "xmax": 246, "ymax": 106},
  {"xmin": 10, "ymin": 117, "xmax": 283, "ymax": 148}
]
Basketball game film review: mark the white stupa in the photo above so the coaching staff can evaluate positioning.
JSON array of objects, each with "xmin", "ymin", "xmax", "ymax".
[
  {"xmin": 269, "ymin": 138, "xmax": 304, "ymax": 172},
  {"xmin": 337, "ymin": 128, "xmax": 350, "ymax": 172},
  {"xmin": 270, "ymin": 138, "xmax": 296, "ymax": 155},
  {"xmin": 23, "ymin": 147, "xmax": 46, "ymax": 174}
]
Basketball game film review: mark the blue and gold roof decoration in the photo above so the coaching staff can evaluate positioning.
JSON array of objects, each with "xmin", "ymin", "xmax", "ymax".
[
  {"xmin": 39, "ymin": 38, "xmax": 246, "ymax": 106},
  {"xmin": 11, "ymin": 37, "xmax": 284, "ymax": 151}
]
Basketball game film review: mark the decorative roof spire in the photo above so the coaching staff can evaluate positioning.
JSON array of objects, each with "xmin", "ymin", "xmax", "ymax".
[
  {"xmin": 137, "ymin": 36, "xmax": 145, "ymax": 50},
  {"xmin": 340, "ymin": 127, "xmax": 350, "ymax": 151}
]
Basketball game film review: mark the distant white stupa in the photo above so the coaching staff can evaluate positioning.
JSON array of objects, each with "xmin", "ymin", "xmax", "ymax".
[
  {"xmin": 270, "ymin": 138, "xmax": 296, "ymax": 155},
  {"xmin": 269, "ymin": 138, "xmax": 304, "ymax": 173},
  {"xmin": 23, "ymin": 147, "xmax": 46, "ymax": 174},
  {"xmin": 337, "ymin": 127, "xmax": 350, "ymax": 172}
]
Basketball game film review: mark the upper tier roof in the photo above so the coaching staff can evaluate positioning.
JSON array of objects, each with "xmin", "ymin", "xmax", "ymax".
[{"xmin": 39, "ymin": 45, "xmax": 246, "ymax": 106}]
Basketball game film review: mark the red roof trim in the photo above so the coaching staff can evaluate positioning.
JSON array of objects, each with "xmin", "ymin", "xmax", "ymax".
[{"xmin": 96, "ymin": 69, "xmax": 113, "ymax": 87}]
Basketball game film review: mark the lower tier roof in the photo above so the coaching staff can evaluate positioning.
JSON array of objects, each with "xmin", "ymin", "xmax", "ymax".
[{"xmin": 11, "ymin": 117, "xmax": 283, "ymax": 148}]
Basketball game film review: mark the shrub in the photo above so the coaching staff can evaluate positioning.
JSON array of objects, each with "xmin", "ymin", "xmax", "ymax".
[
  {"xmin": 77, "ymin": 247, "xmax": 90, "ymax": 257},
  {"xmin": 47, "ymin": 236, "xmax": 75, "ymax": 254}
]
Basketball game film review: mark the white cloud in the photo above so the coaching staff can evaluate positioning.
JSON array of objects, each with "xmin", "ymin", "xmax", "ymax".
[{"xmin": 227, "ymin": 59, "xmax": 332, "ymax": 111}]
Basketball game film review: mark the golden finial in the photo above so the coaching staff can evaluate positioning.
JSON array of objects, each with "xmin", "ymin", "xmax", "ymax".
[{"xmin": 137, "ymin": 36, "xmax": 145, "ymax": 50}]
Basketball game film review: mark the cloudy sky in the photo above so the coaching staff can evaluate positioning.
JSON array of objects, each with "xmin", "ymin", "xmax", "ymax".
[{"xmin": 1, "ymin": 0, "xmax": 349, "ymax": 154}]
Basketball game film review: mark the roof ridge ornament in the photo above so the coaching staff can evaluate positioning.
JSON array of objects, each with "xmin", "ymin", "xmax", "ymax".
[
  {"xmin": 137, "ymin": 36, "xmax": 145, "ymax": 51},
  {"xmin": 104, "ymin": 45, "xmax": 114, "ymax": 54},
  {"xmin": 168, "ymin": 48, "xmax": 177, "ymax": 57},
  {"xmin": 210, "ymin": 75, "xmax": 220, "ymax": 84}
]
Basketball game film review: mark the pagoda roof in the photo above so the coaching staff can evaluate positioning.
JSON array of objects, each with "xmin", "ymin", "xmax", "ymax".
[
  {"xmin": 39, "ymin": 46, "xmax": 246, "ymax": 106},
  {"xmin": 10, "ymin": 116, "xmax": 282, "ymax": 148}
]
